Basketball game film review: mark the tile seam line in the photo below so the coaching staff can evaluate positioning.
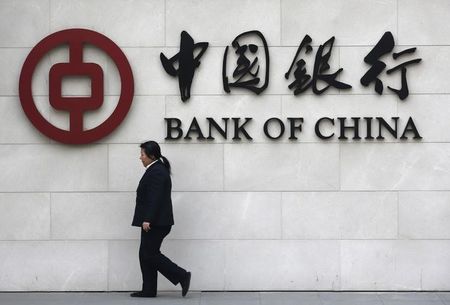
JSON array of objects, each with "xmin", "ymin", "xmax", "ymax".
[
  {"xmin": 106, "ymin": 144, "xmax": 110, "ymax": 192},
  {"xmin": 49, "ymin": 192, "xmax": 52, "ymax": 240},
  {"xmin": 0, "ymin": 190, "xmax": 447, "ymax": 192},
  {"xmin": 279, "ymin": 0, "xmax": 282, "ymax": 46},
  {"xmin": 2, "ymin": 142, "xmax": 449, "ymax": 144},
  {"xmin": 48, "ymin": 0, "xmax": 51, "ymax": 36},
  {"xmin": 2, "ymin": 142, "xmax": 450, "ymax": 145},
  {"xmin": 106, "ymin": 240, "xmax": 109, "ymax": 291},
  {"xmin": 0, "ymin": 290, "xmax": 447, "ymax": 292},
  {"xmin": 163, "ymin": 0, "xmax": 166, "ymax": 47},
  {"xmin": 397, "ymin": 191, "xmax": 400, "ymax": 239},
  {"xmin": 1, "ymin": 238, "xmax": 450, "ymax": 242},
  {"xmin": 396, "ymin": 0, "xmax": 399, "ymax": 44},
  {"xmin": 222, "ymin": 143, "xmax": 225, "ymax": 191},
  {"xmin": 2, "ymin": 190, "xmax": 450, "ymax": 193}
]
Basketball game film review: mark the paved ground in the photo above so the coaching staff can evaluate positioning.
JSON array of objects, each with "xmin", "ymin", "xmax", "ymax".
[{"xmin": 0, "ymin": 291, "xmax": 449, "ymax": 305}]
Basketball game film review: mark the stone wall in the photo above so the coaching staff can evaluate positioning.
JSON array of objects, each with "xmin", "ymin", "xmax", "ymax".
[{"xmin": 0, "ymin": 0, "xmax": 449, "ymax": 291}]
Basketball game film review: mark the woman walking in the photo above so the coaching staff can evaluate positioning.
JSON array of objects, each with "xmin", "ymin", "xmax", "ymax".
[{"xmin": 130, "ymin": 141, "xmax": 191, "ymax": 298}]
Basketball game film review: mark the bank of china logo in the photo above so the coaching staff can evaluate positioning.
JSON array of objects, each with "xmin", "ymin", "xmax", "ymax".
[{"xmin": 19, "ymin": 28, "xmax": 134, "ymax": 144}]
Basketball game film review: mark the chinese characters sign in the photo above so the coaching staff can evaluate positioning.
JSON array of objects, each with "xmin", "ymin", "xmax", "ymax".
[{"xmin": 162, "ymin": 30, "xmax": 421, "ymax": 102}]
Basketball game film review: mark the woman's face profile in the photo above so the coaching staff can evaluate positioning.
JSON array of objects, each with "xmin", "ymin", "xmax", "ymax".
[{"xmin": 139, "ymin": 148, "xmax": 152, "ymax": 167}]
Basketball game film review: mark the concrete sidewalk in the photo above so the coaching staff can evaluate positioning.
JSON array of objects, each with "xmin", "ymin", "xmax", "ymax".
[{"xmin": 0, "ymin": 292, "xmax": 449, "ymax": 305}]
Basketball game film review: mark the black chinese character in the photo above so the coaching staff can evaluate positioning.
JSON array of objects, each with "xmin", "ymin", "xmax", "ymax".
[
  {"xmin": 360, "ymin": 31, "xmax": 421, "ymax": 100},
  {"xmin": 285, "ymin": 35, "xmax": 352, "ymax": 95},
  {"xmin": 222, "ymin": 30, "xmax": 269, "ymax": 94},
  {"xmin": 161, "ymin": 31, "xmax": 208, "ymax": 102}
]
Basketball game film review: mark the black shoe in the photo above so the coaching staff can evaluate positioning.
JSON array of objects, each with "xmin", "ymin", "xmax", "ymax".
[
  {"xmin": 180, "ymin": 272, "xmax": 191, "ymax": 297},
  {"xmin": 130, "ymin": 291, "xmax": 156, "ymax": 298}
]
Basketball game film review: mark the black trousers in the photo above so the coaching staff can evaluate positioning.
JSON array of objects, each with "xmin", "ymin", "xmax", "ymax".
[{"xmin": 139, "ymin": 225, "xmax": 187, "ymax": 294}]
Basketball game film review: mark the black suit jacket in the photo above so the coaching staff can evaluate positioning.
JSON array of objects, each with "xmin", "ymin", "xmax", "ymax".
[{"xmin": 132, "ymin": 160, "xmax": 174, "ymax": 227}]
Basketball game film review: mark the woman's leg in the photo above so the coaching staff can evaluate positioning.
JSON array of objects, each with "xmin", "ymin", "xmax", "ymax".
[{"xmin": 140, "ymin": 226, "xmax": 188, "ymax": 294}]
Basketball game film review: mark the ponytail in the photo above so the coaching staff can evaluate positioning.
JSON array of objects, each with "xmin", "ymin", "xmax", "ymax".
[{"xmin": 160, "ymin": 155, "xmax": 171, "ymax": 175}]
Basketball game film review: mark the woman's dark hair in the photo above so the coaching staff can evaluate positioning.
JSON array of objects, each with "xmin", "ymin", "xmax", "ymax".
[{"xmin": 140, "ymin": 141, "xmax": 171, "ymax": 174}]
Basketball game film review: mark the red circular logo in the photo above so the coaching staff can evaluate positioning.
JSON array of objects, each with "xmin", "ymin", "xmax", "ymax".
[{"xmin": 19, "ymin": 28, "xmax": 134, "ymax": 144}]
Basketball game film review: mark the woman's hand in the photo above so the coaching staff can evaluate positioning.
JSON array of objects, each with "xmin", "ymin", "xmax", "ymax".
[{"xmin": 142, "ymin": 222, "xmax": 151, "ymax": 232}]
